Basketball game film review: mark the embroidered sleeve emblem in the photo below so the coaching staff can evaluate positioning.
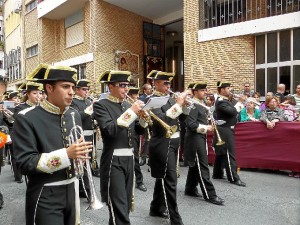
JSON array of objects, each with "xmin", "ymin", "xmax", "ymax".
[
  {"xmin": 123, "ymin": 112, "xmax": 131, "ymax": 121},
  {"xmin": 47, "ymin": 156, "xmax": 62, "ymax": 169},
  {"xmin": 171, "ymin": 106, "xmax": 178, "ymax": 115}
]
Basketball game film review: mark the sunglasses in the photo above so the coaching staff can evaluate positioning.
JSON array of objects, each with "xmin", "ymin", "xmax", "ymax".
[
  {"xmin": 163, "ymin": 81, "xmax": 171, "ymax": 86},
  {"xmin": 81, "ymin": 88, "xmax": 90, "ymax": 91},
  {"xmin": 114, "ymin": 83, "xmax": 130, "ymax": 88}
]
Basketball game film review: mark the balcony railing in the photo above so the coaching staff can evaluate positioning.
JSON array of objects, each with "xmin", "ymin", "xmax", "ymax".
[{"xmin": 204, "ymin": 0, "xmax": 300, "ymax": 28}]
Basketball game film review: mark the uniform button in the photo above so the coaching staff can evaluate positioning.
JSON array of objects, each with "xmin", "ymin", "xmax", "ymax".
[
  {"xmin": 68, "ymin": 166, "xmax": 71, "ymax": 170},
  {"xmin": 65, "ymin": 137, "xmax": 68, "ymax": 141},
  {"xmin": 63, "ymin": 121, "xmax": 66, "ymax": 125},
  {"xmin": 64, "ymin": 128, "xmax": 67, "ymax": 132},
  {"xmin": 69, "ymin": 174, "xmax": 72, "ymax": 178},
  {"xmin": 66, "ymin": 144, "xmax": 69, "ymax": 147}
]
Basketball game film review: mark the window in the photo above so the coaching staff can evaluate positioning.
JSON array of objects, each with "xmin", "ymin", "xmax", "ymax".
[
  {"xmin": 27, "ymin": 45, "xmax": 38, "ymax": 58},
  {"xmin": 255, "ymin": 28, "xmax": 300, "ymax": 95},
  {"xmin": 71, "ymin": 64, "xmax": 86, "ymax": 80},
  {"xmin": 65, "ymin": 10, "xmax": 84, "ymax": 48},
  {"xmin": 26, "ymin": 0, "xmax": 37, "ymax": 13}
]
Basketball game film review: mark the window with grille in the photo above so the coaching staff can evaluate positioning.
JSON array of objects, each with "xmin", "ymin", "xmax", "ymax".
[
  {"xmin": 27, "ymin": 45, "xmax": 38, "ymax": 58},
  {"xmin": 26, "ymin": 0, "xmax": 37, "ymax": 13},
  {"xmin": 71, "ymin": 64, "xmax": 86, "ymax": 80}
]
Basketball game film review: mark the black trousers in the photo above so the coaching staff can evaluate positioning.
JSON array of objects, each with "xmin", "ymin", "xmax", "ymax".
[
  {"xmin": 30, "ymin": 183, "xmax": 77, "ymax": 225},
  {"xmin": 108, "ymin": 155, "xmax": 134, "ymax": 225},
  {"xmin": 150, "ymin": 138, "xmax": 182, "ymax": 225},
  {"xmin": 134, "ymin": 137, "xmax": 143, "ymax": 185},
  {"xmin": 213, "ymin": 127, "xmax": 239, "ymax": 182},
  {"xmin": 9, "ymin": 144, "xmax": 23, "ymax": 181}
]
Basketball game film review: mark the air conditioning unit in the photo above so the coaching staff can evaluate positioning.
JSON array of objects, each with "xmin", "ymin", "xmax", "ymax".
[{"xmin": 14, "ymin": 0, "xmax": 22, "ymax": 14}]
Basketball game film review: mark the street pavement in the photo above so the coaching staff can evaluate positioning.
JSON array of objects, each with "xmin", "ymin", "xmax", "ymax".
[{"xmin": 0, "ymin": 153, "xmax": 299, "ymax": 225}]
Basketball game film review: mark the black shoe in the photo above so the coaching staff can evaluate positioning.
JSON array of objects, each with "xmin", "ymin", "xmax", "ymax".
[
  {"xmin": 16, "ymin": 178, "xmax": 23, "ymax": 184},
  {"xmin": 212, "ymin": 175, "xmax": 226, "ymax": 179},
  {"xmin": 205, "ymin": 196, "xmax": 225, "ymax": 205},
  {"xmin": 184, "ymin": 189, "xmax": 202, "ymax": 197},
  {"xmin": 139, "ymin": 157, "xmax": 147, "ymax": 166},
  {"xmin": 230, "ymin": 179, "xmax": 246, "ymax": 187},
  {"xmin": 149, "ymin": 209, "xmax": 168, "ymax": 218},
  {"xmin": 0, "ymin": 192, "xmax": 3, "ymax": 209},
  {"xmin": 136, "ymin": 183, "xmax": 147, "ymax": 192}
]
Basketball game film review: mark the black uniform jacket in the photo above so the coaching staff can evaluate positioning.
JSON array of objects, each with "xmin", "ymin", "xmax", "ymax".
[
  {"xmin": 13, "ymin": 102, "xmax": 81, "ymax": 216},
  {"xmin": 71, "ymin": 96, "xmax": 93, "ymax": 130},
  {"xmin": 184, "ymin": 103, "xmax": 208, "ymax": 167},
  {"xmin": 13, "ymin": 101, "xmax": 35, "ymax": 118},
  {"xmin": 214, "ymin": 96, "xmax": 238, "ymax": 127},
  {"xmin": 93, "ymin": 99, "xmax": 143, "ymax": 203},
  {"xmin": 148, "ymin": 96, "xmax": 180, "ymax": 178}
]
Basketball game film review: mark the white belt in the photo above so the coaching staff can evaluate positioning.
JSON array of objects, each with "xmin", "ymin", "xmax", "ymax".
[
  {"xmin": 113, "ymin": 148, "xmax": 134, "ymax": 156},
  {"xmin": 170, "ymin": 131, "xmax": 180, "ymax": 139},
  {"xmin": 44, "ymin": 177, "xmax": 77, "ymax": 186},
  {"xmin": 83, "ymin": 130, "xmax": 94, "ymax": 136}
]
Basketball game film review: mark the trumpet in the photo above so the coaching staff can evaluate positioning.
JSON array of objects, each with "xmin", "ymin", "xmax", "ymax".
[
  {"xmin": 69, "ymin": 112, "xmax": 103, "ymax": 210},
  {"xmin": 169, "ymin": 90, "xmax": 225, "ymax": 146},
  {"xmin": 195, "ymin": 102, "xmax": 225, "ymax": 146},
  {"xmin": 1, "ymin": 108, "xmax": 15, "ymax": 124},
  {"xmin": 125, "ymin": 94, "xmax": 177, "ymax": 138}
]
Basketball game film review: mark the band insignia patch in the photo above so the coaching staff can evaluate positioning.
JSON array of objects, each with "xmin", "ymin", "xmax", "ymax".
[
  {"xmin": 171, "ymin": 106, "xmax": 178, "ymax": 115},
  {"xmin": 123, "ymin": 112, "xmax": 131, "ymax": 121},
  {"xmin": 47, "ymin": 156, "xmax": 62, "ymax": 169}
]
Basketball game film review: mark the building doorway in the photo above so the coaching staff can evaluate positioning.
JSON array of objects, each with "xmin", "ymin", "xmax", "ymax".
[{"xmin": 165, "ymin": 20, "xmax": 184, "ymax": 92}]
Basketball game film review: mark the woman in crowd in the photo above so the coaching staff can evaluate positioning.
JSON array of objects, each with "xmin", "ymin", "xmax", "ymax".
[
  {"xmin": 279, "ymin": 95, "xmax": 298, "ymax": 121},
  {"xmin": 252, "ymin": 92, "xmax": 261, "ymax": 109},
  {"xmin": 260, "ymin": 96, "xmax": 287, "ymax": 129},
  {"xmin": 239, "ymin": 97, "xmax": 260, "ymax": 122},
  {"xmin": 259, "ymin": 92, "xmax": 273, "ymax": 112}
]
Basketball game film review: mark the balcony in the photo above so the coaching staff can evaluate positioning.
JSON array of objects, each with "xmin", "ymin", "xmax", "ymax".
[
  {"xmin": 199, "ymin": 0, "xmax": 300, "ymax": 42},
  {"xmin": 37, "ymin": 0, "xmax": 88, "ymax": 19},
  {"xmin": 203, "ymin": 0, "xmax": 300, "ymax": 28}
]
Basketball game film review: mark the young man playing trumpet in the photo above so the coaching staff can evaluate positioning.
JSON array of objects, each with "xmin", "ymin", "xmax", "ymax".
[
  {"xmin": 147, "ymin": 71, "xmax": 188, "ymax": 225},
  {"xmin": 212, "ymin": 81, "xmax": 246, "ymax": 187},
  {"xmin": 183, "ymin": 82, "xmax": 225, "ymax": 205},
  {"xmin": 13, "ymin": 64, "xmax": 93, "ymax": 225},
  {"xmin": 93, "ymin": 71, "xmax": 145, "ymax": 225}
]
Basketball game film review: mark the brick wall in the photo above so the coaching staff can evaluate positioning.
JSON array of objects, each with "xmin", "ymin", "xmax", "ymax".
[
  {"xmin": 23, "ymin": 1, "xmax": 150, "ymax": 94},
  {"xmin": 184, "ymin": 0, "xmax": 255, "ymax": 93}
]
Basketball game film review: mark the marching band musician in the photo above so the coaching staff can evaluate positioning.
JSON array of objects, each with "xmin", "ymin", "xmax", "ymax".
[
  {"xmin": 3, "ymin": 91, "xmax": 22, "ymax": 183},
  {"xmin": 13, "ymin": 82, "xmax": 43, "ymax": 115},
  {"xmin": 183, "ymin": 82, "xmax": 225, "ymax": 205},
  {"xmin": 93, "ymin": 70, "xmax": 145, "ymax": 225},
  {"xmin": 127, "ymin": 86, "xmax": 147, "ymax": 192},
  {"xmin": 212, "ymin": 81, "xmax": 246, "ymax": 187},
  {"xmin": 147, "ymin": 71, "xmax": 187, "ymax": 225},
  {"xmin": 0, "ymin": 75, "xmax": 9, "ymax": 210},
  {"xmin": 13, "ymin": 64, "xmax": 93, "ymax": 225}
]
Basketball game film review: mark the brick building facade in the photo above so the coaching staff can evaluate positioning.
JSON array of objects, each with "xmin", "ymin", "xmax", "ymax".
[{"xmin": 4, "ymin": 0, "xmax": 300, "ymax": 96}]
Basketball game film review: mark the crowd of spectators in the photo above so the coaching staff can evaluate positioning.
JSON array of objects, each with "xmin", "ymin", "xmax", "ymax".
[{"xmin": 228, "ymin": 82, "xmax": 300, "ymax": 178}]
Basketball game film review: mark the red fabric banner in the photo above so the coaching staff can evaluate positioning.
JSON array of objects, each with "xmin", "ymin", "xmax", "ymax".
[{"xmin": 207, "ymin": 122, "xmax": 300, "ymax": 172}]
